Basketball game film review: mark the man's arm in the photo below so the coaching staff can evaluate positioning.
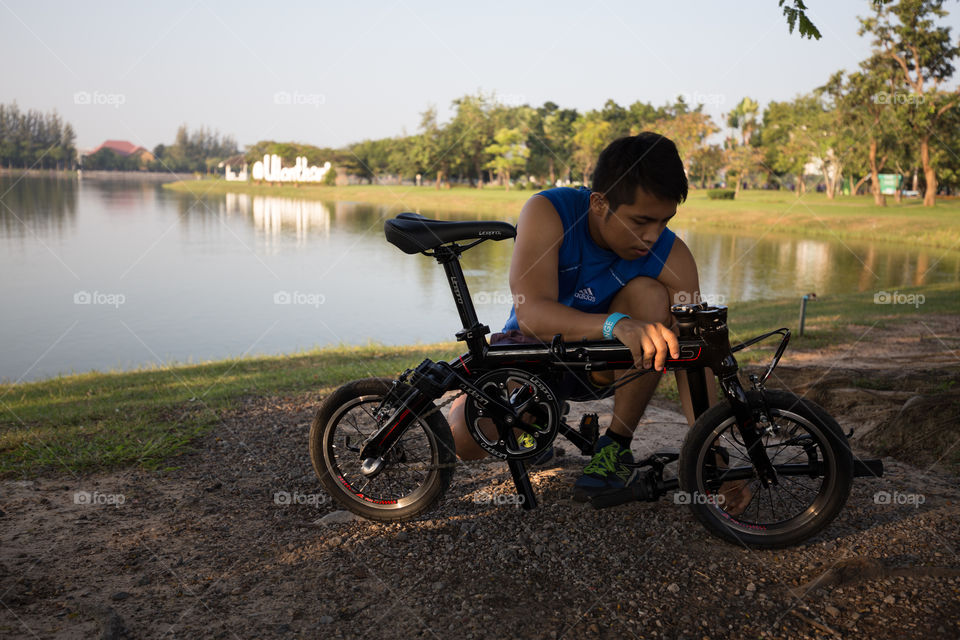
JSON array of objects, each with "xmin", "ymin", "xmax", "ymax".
[
  {"xmin": 653, "ymin": 235, "xmax": 720, "ymax": 424},
  {"xmin": 509, "ymin": 195, "xmax": 678, "ymax": 370},
  {"xmin": 509, "ymin": 195, "xmax": 604, "ymax": 340},
  {"xmin": 655, "ymin": 236, "xmax": 701, "ymax": 305}
]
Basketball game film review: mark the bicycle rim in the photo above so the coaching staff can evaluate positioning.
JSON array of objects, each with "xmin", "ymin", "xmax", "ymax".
[
  {"xmin": 322, "ymin": 394, "xmax": 441, "ymax": 510},
  {"xmin": 694, "ymin": 408, "xmax": 840, "ymax": 537}
]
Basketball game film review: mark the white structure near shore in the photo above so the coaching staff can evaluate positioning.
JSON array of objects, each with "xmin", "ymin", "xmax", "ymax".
[{"xmin": 225, "ymin": 155, "xmax": 332, "ymax": 182}]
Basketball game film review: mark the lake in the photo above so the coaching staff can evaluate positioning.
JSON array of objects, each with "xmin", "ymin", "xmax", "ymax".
[{"xmin": 1, "ymin": 175, "xmax": 957, "ymax": 382}]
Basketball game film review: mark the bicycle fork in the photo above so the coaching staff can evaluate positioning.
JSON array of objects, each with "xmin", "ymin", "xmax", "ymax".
[
  {"xmin": 358, "ymin": 360, "xmax": 456, "ymax": 474},
  {"xmin": 718, "ymin": 367, "xmax": 779, "ymax": 488}
]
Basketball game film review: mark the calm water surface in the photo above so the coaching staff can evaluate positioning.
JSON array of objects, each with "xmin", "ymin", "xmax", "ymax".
[{"xmin": 1, "ymin": 176, "xmax": 957, "ymax": 382}]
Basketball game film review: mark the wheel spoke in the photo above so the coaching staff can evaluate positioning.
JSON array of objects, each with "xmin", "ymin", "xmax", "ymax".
[
  {"xmin": 326, "ymin": 395, "xmax": 439, "ymax": 504},
  {"xmin": 699, "ymin": 405, "xmax": 842, "ymax": 536}
]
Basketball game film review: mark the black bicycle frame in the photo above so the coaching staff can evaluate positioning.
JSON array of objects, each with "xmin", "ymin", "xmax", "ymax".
[{"xmin": 359, "ymin": 243, "xmax": 784, "ymax": 493}]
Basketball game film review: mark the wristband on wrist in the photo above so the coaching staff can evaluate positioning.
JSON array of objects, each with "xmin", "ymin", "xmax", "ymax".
[{"xmin": 602, "ymin": 312, "xmax": 631, "ymax": 340}]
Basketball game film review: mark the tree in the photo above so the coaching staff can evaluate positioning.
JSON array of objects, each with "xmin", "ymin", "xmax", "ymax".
[
  {"xmin": 725, "ymin": 97, "xmax": 762, "ymax": 197},
  {"xmin": 763, "ymin": 99, "xmax": 810, "ymax": 193},
  {"xmin": 690, "ymin": 145, "xmax": 725, "ymax": 188},
  {"xmin": 539, "ymin": 105, "xmax": 578, "ymax": 185},
  {"xmin": 650, "ymin": 111, "xmax": 719, "ymax": 180},
  {"xmin": 414, "ymin": 106, "xmax": 454, "ymax": 189},
  {"xmin": 448, "ymin": 93, "xmax": 495, "ymax": 187},
  {"xmin": 840, "ymin": 56, "xmax": 900, "ymax": 204},
  {"xmin": 572, "ymin": 112, "xmax": 613, "ymax": 183},
  {"xmin": 860, "ymin": 0, "xmax": 960, "ymax": 206},
  {"xmin": 0, "ymin": 102, "xmax": 77, "ymax": 170},
  {"xmin": 779, "ymin": 0, "xmax": 894, "ymax": 40},
  {"xmin": 484, "ymin": 127, "xmax": 529, "ymax": 189}
]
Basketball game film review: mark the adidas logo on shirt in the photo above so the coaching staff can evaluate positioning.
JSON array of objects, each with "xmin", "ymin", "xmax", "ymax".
[{"xmin": 574, "ymin": 287, "xmax": 597, "ymax": 303}]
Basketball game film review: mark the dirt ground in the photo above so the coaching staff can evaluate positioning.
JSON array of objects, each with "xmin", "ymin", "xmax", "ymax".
[{"xmin": 1, "ymin": 316, "xmax": 959, "ymax": 639}]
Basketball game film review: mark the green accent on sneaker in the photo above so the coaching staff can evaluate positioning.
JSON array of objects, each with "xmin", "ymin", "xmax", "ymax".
[
  {"xmin": 517, "ymin": 432, "xmax": 535, "ymax": 449},
  {"xmin": 583, "ymin": 441, "xmax": 632, "ymax": 483}
]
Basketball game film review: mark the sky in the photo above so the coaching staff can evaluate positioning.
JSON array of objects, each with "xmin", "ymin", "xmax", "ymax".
[{"xmin": 2, "ymin": 0, "xmax": 958, "ymax": 152}]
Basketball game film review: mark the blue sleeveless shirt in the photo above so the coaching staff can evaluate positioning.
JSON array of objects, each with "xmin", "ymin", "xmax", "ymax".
[{"xmin": 502, "ymin": 186, "xmax": 676, "ymax": 332}]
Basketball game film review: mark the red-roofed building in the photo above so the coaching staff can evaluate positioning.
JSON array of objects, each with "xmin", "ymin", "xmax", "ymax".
[
  {"xmin": 86, "ymin": 140, "xmax": 156, "ymax": 168},
  {"xmin": 90, "ymin": 140, "xmax": 154, "ymax": 158}
]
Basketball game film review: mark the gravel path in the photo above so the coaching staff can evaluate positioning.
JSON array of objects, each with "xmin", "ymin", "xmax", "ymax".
[
  {"xmin": 2, "ymin": 388, "xmax": 958, "ymax": 639},
  {"xmin": 2, "ymin": 318, "xmax": 959, "ymax": 639}
]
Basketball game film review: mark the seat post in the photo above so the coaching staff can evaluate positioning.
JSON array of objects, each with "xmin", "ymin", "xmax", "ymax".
[{"xmin": 433, "ymin": 245, "xmax": 489, "ymax": 354}]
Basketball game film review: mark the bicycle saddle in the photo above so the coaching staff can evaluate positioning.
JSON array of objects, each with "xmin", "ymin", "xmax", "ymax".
[{"xmin": 384, "ymin": 212, "xmax": 517, "ymax": 254}]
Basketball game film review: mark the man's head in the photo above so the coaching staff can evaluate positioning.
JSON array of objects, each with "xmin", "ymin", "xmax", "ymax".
[{"xmin": 587, "ymin": 132, "xmax": 688, "ymax": 260}]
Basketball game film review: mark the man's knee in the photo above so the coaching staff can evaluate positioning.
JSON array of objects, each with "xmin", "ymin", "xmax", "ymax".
[{"xmin": 609, "ymin": 276, "xmax": 671, "ymax": 324}]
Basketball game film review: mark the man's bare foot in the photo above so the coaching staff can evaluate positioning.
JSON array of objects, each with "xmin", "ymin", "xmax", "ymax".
[
  {"xmin": 715, "ymin": 448, "xmax": 753, "ymax": 516},
  {"xmin": 718, "ymin": 480, "xmax": 753, "ymax": 516}
]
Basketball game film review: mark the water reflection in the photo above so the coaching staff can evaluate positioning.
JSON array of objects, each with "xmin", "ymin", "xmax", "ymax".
[
  {"xmin": 684, "ymin": 227, "xmax": 947, "ymax": 302},
  {"xmin": 222, "ymin": 193, "xmax": 332, "ymax": 246},
  {"xmin": 0, "ymin": 174, "xmax": 77, "ymax": 238}
]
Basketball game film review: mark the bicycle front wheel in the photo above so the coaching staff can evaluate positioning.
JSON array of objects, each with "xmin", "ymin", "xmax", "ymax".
[
  {"xmin": 309, "ymin": 378, "xmax": 456, "ymax": 521},
  {"xmin": 678, "ymin": 389, "xmax": 854, "ymax": 548}
]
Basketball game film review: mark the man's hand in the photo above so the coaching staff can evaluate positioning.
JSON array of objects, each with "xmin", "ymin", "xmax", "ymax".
[{"xmin": 611, "ymin": 319, "xmax": 680, "ymax": 370}]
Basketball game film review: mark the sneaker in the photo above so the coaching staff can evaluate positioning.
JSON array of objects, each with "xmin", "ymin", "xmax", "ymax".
[
  {"xmin": 517, "ymin": 431, "xmax": 555, "ymax": 466},
  {"xmin": 572, "ymin": 435, "xmax": 636, "ymax": 501}
]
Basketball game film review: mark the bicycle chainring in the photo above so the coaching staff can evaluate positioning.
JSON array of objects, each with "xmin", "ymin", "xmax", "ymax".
[{"xmin": 462, "ymin": 369, "xmax": 560, "ymax": 460}]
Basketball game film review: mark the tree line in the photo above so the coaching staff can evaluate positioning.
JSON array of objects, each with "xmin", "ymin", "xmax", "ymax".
[
  {"xmin": 300, "ymin": 0, "xmax": 956, "ymax": 206},
  {"xmin": 0, "ymin": 103, "xmax": 76, "ymax": 170},
  {"xmin": 3, "ymin": 1, "xmax": 956, "ymax": 206}
]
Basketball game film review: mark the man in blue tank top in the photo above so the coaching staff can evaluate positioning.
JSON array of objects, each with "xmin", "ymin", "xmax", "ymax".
[{"xmin": 449, "ymin": 132, "xmax": 749, "ymax": 512}]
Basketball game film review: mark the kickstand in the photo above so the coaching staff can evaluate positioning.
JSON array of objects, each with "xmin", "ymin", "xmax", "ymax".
[{"xmin": 507, "ymin": 458, "xmax": 537, "ymax": 510}]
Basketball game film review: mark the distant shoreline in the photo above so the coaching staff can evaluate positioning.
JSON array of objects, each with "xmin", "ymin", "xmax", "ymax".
[
  {"xmin": 0, "ymin": 168, "xmax": 197, "ymax": 182},
  {"xmin": 163, "ymin": 179, "xmax": 960, "ymax": 250}
]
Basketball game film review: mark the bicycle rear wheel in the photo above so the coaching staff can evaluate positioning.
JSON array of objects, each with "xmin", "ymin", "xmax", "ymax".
[
  {"xmin": 309, "ymin": 378, "xmax": 456, "ymax": 521},
  {"xmin": 678, "ymin": 389, "xmax": 853, "ymax": 548}
]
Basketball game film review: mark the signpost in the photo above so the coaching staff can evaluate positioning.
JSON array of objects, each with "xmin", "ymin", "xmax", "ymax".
[{"xmin": 878, "ymin": 173, "xmax": 902, "ymax": 195}]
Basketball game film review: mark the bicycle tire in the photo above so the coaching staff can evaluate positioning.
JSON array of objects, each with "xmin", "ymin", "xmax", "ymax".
[
  {"xmin": 678, "ymin": 389, "xmax": 853, "ymax": 548},
  {"xmin": 309, "ymin": 378, "xmax": 456, "ymax": 521}
]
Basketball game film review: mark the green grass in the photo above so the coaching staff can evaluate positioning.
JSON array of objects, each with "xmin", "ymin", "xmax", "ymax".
[
  {"xmin": 1, "ymin": 282, "xmax": 957, "ymax": 479},
  {"xmin": 163, "ymin": 180, "xmax": 960, "ymax": 249},
  {"xmin": 0, "ymin": 343, "xmax": 459, "ymax": 478},
  {"xmin": 724, "ymin": 280, "xmax": 959, "ymax": 363}
]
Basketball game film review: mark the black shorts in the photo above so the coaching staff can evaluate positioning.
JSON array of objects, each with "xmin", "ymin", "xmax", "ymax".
[{"xmin": 489, "ymin": 330, "xmax": 616, "ymax": 404}]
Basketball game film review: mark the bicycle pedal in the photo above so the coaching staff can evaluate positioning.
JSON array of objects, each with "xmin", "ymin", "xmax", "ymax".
[
  {"xmin": 652, "ymin": 448, "xmax": 680, "ymax": 463},
  {"xmin": 577, "ymin": 413, "xmax": 599, "ymax": 455},
  {"xmin": 629, "ymin": 449, "xmax": 680, "ymax": 468}
]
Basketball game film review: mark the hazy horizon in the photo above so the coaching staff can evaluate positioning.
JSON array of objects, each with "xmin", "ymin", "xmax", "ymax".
[{"xmin": 2, "ymin": 0, "xmax": 958, "ymax": 153}]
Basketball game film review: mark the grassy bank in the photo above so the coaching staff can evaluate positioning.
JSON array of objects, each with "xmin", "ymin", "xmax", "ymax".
[
  {"xmin": 163, "ymin": 180, "xmax": 960, "ymax": 250},
  {"xmin": 1, "ymin": 281, "xmax": 957, "ymax": 478}
]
